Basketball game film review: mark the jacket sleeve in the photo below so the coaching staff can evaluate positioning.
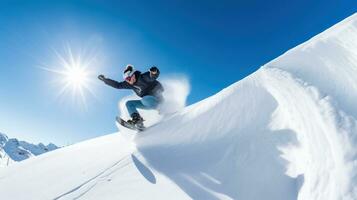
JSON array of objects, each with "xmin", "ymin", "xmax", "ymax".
[
  {"xmin": 156, "ymin": 81, "xmax": 164, "ymax": 92},
  {"xmin": 103, "ymin": 78, "xmax": 132, "ymax": 89}
]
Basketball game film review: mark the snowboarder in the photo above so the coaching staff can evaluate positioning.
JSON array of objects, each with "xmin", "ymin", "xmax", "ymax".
[{"xmin": 98, "ymin": 65, "xmax": 164, "ymax": 130}]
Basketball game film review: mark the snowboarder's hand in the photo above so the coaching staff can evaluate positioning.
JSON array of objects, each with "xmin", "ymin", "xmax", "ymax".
[{"xmin": 98, "ymin": 74, "xmax": 106, "ymax": 81}]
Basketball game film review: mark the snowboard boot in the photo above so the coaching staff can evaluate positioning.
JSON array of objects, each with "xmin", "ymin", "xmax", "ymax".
[{"xmin": 128, "ymin": 113, "xmax": 144, "ymax": 129}]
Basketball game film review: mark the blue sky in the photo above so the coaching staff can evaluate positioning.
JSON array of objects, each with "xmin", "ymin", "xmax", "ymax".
[{"xmin": 0, "ymin": 0, "xmax": 356, "ymax": 145}]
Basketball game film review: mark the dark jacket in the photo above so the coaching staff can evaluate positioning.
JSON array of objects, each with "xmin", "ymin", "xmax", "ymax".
[{"xmin": 103, "ymin": 71, "xmax": 164, "ymax": 102}]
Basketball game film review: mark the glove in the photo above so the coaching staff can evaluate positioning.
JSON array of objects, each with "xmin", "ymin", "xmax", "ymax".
[{"xmin": 98, "ymin": 74, "xmax": 106, "ymax": 81}]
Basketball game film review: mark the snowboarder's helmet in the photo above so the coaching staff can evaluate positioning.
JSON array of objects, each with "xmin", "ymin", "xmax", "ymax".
[
  {"xmin": 149, "ymin": 66, "xmax": 160, "ymax": 79},
  {"xmin": 123, "ymin": 64, "xmax": 135, "ymax": 80},
  {"xmin": 149, "ymin": 66, "xmax": 159, "ymax": 73}
]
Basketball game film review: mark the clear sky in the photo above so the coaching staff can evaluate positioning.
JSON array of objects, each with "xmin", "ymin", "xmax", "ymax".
[{"xmin": 0, "ymin": 0, "xmax": 356, "ymax": 145}]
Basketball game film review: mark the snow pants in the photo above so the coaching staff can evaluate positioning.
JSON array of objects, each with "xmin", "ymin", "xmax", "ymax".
[{"xmin": 125, "ymin": 95, "xmax": 160, "ymax": 116}]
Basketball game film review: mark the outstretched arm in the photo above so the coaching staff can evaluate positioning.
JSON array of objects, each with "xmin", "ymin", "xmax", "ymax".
[{"xmin": 98, "ymin": 75, "xmax": 132, "ymax": 89}]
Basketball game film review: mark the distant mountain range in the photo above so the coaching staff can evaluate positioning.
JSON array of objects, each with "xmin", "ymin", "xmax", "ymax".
[{"xmin": 0, "ymin": 132, "xmax": 58, "ymax": 167}]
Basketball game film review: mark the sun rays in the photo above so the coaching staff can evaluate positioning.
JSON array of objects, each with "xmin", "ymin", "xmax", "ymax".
[{"xmin": 40, "ymin": 44, "xmax": 100, "ymax": 110}]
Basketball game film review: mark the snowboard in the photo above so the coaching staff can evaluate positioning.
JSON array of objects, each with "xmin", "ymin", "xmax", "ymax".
[{"xmin": 116, "ymin": 116, "xmax": 145, "ymax": 131}]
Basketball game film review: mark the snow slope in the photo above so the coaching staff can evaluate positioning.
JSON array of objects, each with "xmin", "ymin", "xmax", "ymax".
[
  {"xmin": 1, "ymin": 13, "xmax": 357, "ymax": 200},
  {"xmin": 0, "ymin": 132, "xmax": 59, "ymax": 167}
]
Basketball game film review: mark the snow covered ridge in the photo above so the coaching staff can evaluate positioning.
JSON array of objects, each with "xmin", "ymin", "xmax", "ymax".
[
  {"xmin": 0, "ymin": 132, "xmax": 59, "ymax": 167},
  {"xmin": 1, "ymin": 13, "xmax": 357, "ymax": 200}
]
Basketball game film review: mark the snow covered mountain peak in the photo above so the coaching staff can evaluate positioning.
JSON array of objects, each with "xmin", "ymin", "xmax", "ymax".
[
  {"xmin": 0, "ymin": 132, "xmax": 8, "ymax": 144},
  {"xmin": 0, "ymin": 132, "xmax": 59, "ymax": 166},
  {"xmin": 1, "ymin": 13, "xmax": 357, "ymax": 200}
]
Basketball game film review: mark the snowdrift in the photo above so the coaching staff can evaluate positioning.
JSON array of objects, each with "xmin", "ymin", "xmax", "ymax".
[{"xmin": 1, "ymin": 13, "xmax": 357, "ymax": 200}]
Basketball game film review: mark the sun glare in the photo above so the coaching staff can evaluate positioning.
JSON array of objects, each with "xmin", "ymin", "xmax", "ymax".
[
  {"xmin": 66, "ymin": 65, "xmax": 88, "ymax": 86},
  {"xmin": 40, "ymin": 44, "xmax": 99, "ymax": 109}
]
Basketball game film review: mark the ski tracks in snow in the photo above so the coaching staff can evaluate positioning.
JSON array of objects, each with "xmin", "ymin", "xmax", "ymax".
[{"xmin": 53, "ymin": 155, "xmax": 133, "ymax": 200}]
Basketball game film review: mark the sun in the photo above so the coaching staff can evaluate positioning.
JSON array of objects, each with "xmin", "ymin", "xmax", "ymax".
[
  {"xmin": 63, "ymin": 60, "xmax": 89, "ymax": 88},
  {"xmin": 67, "ymin": 67, "xmax": 87, "ymax": 86},
  {"xmin": 40, "ymin": 44, "xmax": 99, "ymax": 109}
]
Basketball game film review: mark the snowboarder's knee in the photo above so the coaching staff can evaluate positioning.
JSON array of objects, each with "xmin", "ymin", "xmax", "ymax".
[{"xmin": 125, "ymin": 100, "xmax": 134, "ymax": 108}]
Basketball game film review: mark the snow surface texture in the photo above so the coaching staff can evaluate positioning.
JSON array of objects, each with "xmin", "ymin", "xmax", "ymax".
[
  {"xmin": 0, "ymin": 132, "xmax": 58, "ymax": 167},
  {"xmin": 1, "ymin": 13, "xmax": 357, "ymax": 200}
]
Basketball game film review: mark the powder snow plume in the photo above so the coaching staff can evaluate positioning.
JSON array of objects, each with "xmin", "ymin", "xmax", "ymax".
[{"xmin": 159, "ymin": 75, "xmax": 190, "ymax": 114}]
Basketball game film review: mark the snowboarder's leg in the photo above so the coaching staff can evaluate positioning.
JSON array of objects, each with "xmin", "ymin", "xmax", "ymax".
[
  {"xmin": 125, "ymin": 96, "xmax": 159, "ymax": 116},
  {"xmin": 125, "ymin": 100, "xmax": 144, "ymax": 117},
  {"xmin": 140, "ymin": 96, "xmax": 159, "ymax": 109},
  {"xmin": 125, "ymin": 100, "xmax": 145, "ymax": 128},
  {"xmin": 125, "ymin": 96, "xmax": 160, "ymax": 129}
]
